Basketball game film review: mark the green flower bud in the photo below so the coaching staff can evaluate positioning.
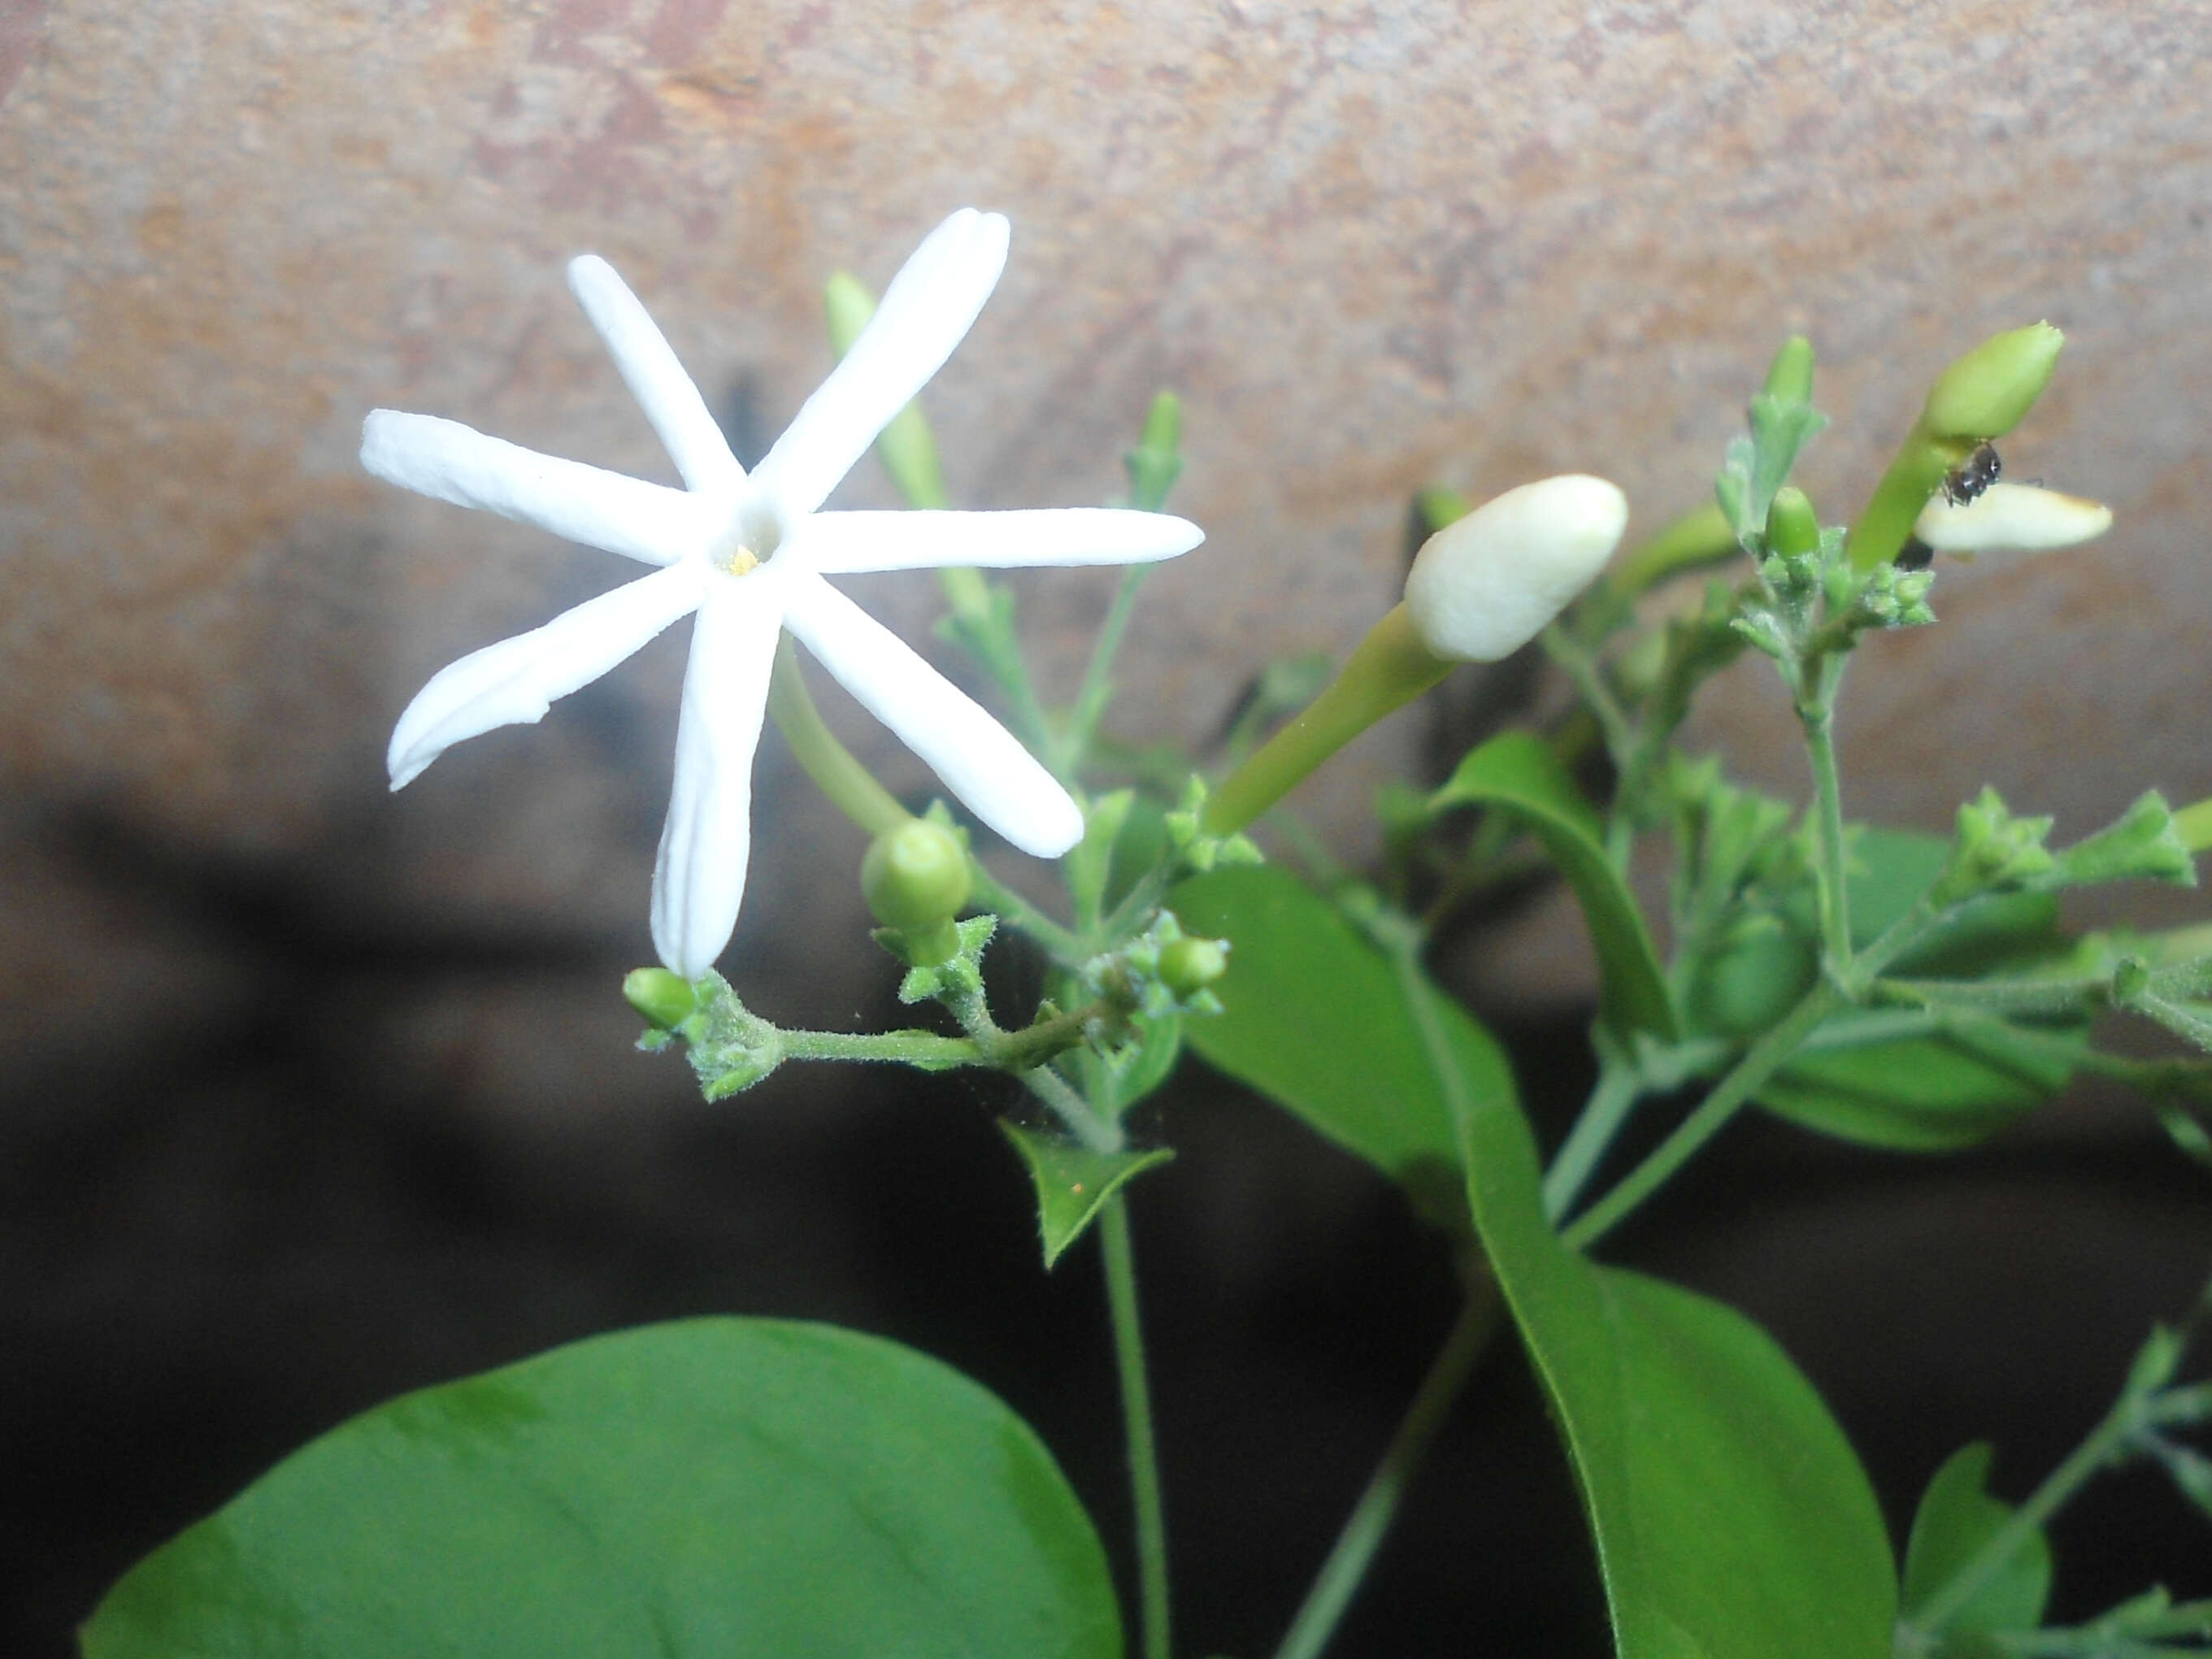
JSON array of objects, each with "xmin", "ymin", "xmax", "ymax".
[
  {"xmin": 862, "ymin": 819, "xmax": 972, "ymax": 930},
  {"xmin": 822, "ymin": 271, "xmax": 874, "ymax": 358},
  {"xmin": 1404, "ymin": 475, "xmax": 1630, "ymax": 662},
  {"xmin": 1124, "ymin": 391, "xmax": 1184, "ymax": 511},
  {"xmin": 1923, "ymin": 322, "xmax": 2063, "ymax": 440},
  {"xmin": 1765, "ymin": 485, "xmax": 1821, "ymax": 558},
  {"xmin": 624, "ymin": 967, "xmax": 699, "ymax": 1030},
  {"xmin": 1158, "ymin": 935, "xmax": 1229, "ymax": 997},
  {"xmin": 1763, "ymin": 334, "xmax": 1815, "ymax": 406}
]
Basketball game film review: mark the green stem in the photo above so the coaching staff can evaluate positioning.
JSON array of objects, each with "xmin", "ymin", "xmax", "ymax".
[
  {"xmin": 1271, "ymin": 1287, "xmax": 1499, "ymax": 1659},
  {"xmin": 966, "ymin": 862, "xmax": 1084, "ymax": 963},
  {"xmin": 776, "ymin": 1027, "xmax": 982, "ymax": 1067},
  {"xmin": 1060, "ymin": 565, "xmax": 1153, "ymax": 775},
  {"xmin": 1204, "ymin": 606, "xmax": 1452, "ymax": 836},
  {"xmin": 766, "ymin": 636, "xmax": 912, "ymax": 837},
  {"xmin": 1541, "ymin": 1055, "xmax": 1644, "ymax": 1223},
  {"xmin": 1540, "ymin": 623, "xmax": 1635, "ymax": 773},
  {"xmin": 1843, "ymin": 415, "xmax": 1974, "ymax": 572},
  {"xmin": 1799, "ymin": 652, "xmax": 1853, "ymax": 972},
  {"xmin": 1101, "ymin": 1196, "xmax": 1171, "ymax": 1659},
  {"xmin": 1562, "ymin": 980, "xmax": 1842, "ymax": 1249}
]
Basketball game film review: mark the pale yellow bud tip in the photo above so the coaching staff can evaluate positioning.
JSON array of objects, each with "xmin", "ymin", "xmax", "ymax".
[
  {"xmin": 1403, "ymin": 475, "xmax": 1630, "ymax": 662},
  {"xmin": 1913, "ymin": 482, "xmax": 2113, "ymax": 554}
]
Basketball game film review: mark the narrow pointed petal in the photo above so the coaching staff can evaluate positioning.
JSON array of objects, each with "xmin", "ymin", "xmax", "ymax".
[
  {"xmin": 388, "ymin": 561, "xmax": 710, "ymax": 788},
  {"xmin": 794, "ymin": 507, "xmax": 1205, "ymax": 573},
  {"xmin": 780, "ymin": 572, "xmax": 1081, "ymax": 858},
  {"xmin": 567, "ymin": 256, "xmax": 746, "ymax": 496},
  {"xmin": 749, "ymin": 209, "xmax": 1010, "ymax": 517},
  {"xmin": 650, "ymin": 579, "xmax": 786, "ymax": 978},
  {"xmin": 363, "ymin": 410, "xmax": 721, "ymax": 567}
]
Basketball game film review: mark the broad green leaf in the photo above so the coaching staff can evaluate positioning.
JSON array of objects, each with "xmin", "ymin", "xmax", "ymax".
[
  {"xmin": 1171, "ymin": 864, "xmax": 1515, "ymax": 1231},
  {"xmin": 1901, "ymin": 1443, "xmax": 2053, "ymax": 1636},
  {"xmin": 1453, "ymin": 1044, "xmax": 1896, "ymax": 1659},
  {"xmin": 83, "ymin": 1319, "xmax": 1120, "ymax": 1659},
  {"xmin": 999, "ymin": 1119, "xmax": 1175, "ymax": 1267},
  {"xmin": 1432, "ymin": 732, "xmax": 1677, "ymax": 1040}
]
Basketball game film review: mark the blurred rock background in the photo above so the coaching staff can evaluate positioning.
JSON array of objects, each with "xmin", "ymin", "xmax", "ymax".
[{"xmin": 4, "ymin": 1, "xmax": 2211, "ymax": 1652}]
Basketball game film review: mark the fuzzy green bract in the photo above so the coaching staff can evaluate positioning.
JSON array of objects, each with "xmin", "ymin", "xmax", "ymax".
[
  {"xmin": 1171, "ymin": 863, "xmax": 1514, "ymax": 1230},
  {"xmin": 1000, "ymin": 1120, "xmax": 1175, "ymax": 1267},
  {"xmin": 1449, "ymin": 1027, "xmax": 1897, "ymax": 1659},
  {"xmin": 81, "ymin": 1319, "xmax": 1120, "ymax": 1659}
]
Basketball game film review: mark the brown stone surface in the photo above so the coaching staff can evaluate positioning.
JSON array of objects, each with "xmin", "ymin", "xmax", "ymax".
[{"xmin": 4, "ymin": 0, "xmax": 2209, "ymax": 1015}]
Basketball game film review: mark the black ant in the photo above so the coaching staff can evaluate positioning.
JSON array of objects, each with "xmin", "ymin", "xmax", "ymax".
[{"xmin": 1898, "ymin": 441, "xmax": 2005, "ymax": 570}]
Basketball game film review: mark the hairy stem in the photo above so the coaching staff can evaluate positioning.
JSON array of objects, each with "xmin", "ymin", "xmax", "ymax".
[{"xmin": 1102, "ymin": 1196, "xmax": 1172, "ymax": 1659}]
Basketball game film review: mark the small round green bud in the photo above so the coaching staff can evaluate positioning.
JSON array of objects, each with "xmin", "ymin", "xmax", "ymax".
[
  {"xmin": 1765, "ymin": 486, "xmax": 1821, "ymax": 558},
  {"xmin": 1762, "ymin": 335, "xmax": 1815, "ymax": 406},
  {"xmin": 1923, "ymin": 323, "xmax": 2063, "ymax": 440},
  {"xmin": 624, "ymin": 967, "xmax": 698, "ymax": 1030},
  {"xmin": 1158, "ymin": 936, "xmax": 1229, "ymax": 997},
  {"xmin": 861, "ymin": 819, "xmax": 971, "ymax": 930}
]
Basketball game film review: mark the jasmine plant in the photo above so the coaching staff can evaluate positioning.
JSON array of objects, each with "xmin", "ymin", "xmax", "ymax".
[{"xmin": 81, "ymin": 215, "xmax": 2212, "ymax": 1659}]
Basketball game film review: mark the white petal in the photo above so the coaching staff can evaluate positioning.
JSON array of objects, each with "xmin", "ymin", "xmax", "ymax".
[
  {"xmin": 1403, "ymin": 475, "xmax": 1629, "ymax": 662},
  {"xmin": 749, "ymin": 209, "xmax": 1010, "ymax": 516},
  {"xmin": 792, "ymin": 508, "xmax": 1205, "ymax": 573},
  {"xmin": 388, "ymin": 560, "xmax": 710, "ymax": 788},
  {"xmin": 1914, "ymin": 481, "xmax": 2114, "ymax": 554},
  {"xmin": 363, "ymin": 410, "xmax": 721, "ymax": 567},
  {"xmin": 650, "ymin": 578, "xmax": 786, "ymax": 978},
  {"xmin": 567, "ymin": 255, "xmax": 746, "ymax": 496},
  {"xmin": 780, "ymin": 571, "xmax": 1082, "ymax": 858}
]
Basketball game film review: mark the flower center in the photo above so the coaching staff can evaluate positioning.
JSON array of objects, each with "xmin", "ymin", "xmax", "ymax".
[{"xmin": 711, "ymin": 496, "xmax": 786, "ymax": 578}]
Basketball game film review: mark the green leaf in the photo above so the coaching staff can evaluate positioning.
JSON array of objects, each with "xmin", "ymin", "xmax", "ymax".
[
  {"xmin": 1454, "ymin": 1059, "xmax": 1896, "ymax": 1659},
  {"xmin": 82, "ymin": 1319, "xmax": 1121, "ymax": 1659},
  {"xmin": 1758, "ymin": 1022, "xmax": 2084, "ymax": 1152},
  {"xmin": 998, "ymin": 1120, "xmax": 1175, "ymax": 1268},
  {"xmin": 1432, "ymin": 732, "xmax": 1678, "ymax": 1041},
  {"xmin": 1171, "ymin": 864, "xmax": 1515, "ymax": 1231},
  {"xmin": 1901, "ymin": 1443, "xmax": 2053, "ymax": 1635}
]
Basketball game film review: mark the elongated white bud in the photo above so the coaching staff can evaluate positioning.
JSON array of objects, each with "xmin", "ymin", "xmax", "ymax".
[
  {"xmin": 1403, "ymin": 475, "xmax": 1630, "ymax": 662},
  {"xmin": 1913, "ymin": 481, "xmax": 2113, "ymax": 554}
]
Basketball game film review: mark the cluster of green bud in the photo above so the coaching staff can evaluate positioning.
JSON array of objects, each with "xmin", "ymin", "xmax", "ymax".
[
  {"xmin": 1080, "ymin": 910, "xmax": 1231, "ymax": 1021},
  {"xmin": 626, "ymin": 969, "xmax": 786, "ymax": 1099},
  {"xmin": 2045, "ymin": 792, "xmax": 2198, "ymax": 891},
  {"xmin": 1931, "ymin": 787, "xmax": 2056, "ymax": 907},
  {"xmin": 1841, "ymin": 562, "xmax": 1936, "ymax": 632}
]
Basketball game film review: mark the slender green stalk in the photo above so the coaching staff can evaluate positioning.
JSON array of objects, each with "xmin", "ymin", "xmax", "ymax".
[
  {"xmin": 1540, "ymin": 623, "xmax": 1635, "ymax": 773},
  {"xmin": 766, "ymin": 636, "xmax": 912, "ymax": 837},
  {"xmin": 1060, "ymin": 565, "xmax": 1153, "ymax": 775},
  {"xmin": 1101, "ymin": 1196, "xmax": 1171, "ymax": 1659},
  {"xmin": 1799, "ymin": 652, "xmax": 1853, "ymax": 971},
  {"xmin": 774, "ymin": 1027, "xmax": 983, "ymax": 1067},
  {"xmin": 966, "ymin": 862, "xmax": 1084, "ymax": 963},
  {"xmin": 1562, "ymin": 981, "xmax": 1842, "ymax": 1249},
  {"xmin": 1541, "ymin": 1058, "xmax": 1644, "ymax": 1223},
  {"xmin": 1271, "ymin": 1287, "xmax": 1499, "ymax": 1659}
]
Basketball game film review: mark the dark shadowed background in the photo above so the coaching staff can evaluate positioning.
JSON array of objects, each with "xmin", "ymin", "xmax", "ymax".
[{"xmin": 5, "ymin": 2, "xmax": 2212, "ymax": 1653}]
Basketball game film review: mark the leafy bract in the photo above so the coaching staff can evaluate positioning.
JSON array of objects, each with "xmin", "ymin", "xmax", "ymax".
[
  {"xmin": 1172, "ymin": 864, "xmax": 1515, "ymax": 1229},
  {"xmin": 1000, "ymin": 1119, "xmax": 1175, "ymax": 1267},
  {"xmin": 1432, "ymin": 732, "xmax": 1677, "ymax": 1041},
  {"xmin": 82, "ymin": 1319, "xmax": 1120, "ymax": 1659},
  {"xmin": 1901, "ymin": 1443, "xmax": 2053, "ymax": 1639},
  {"xmin": 1451, "ymin": 1027, "xmax": 1896, "ymax": 1659}
]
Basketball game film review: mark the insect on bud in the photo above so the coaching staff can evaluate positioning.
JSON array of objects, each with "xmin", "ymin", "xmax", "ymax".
[{"xmin": 1403, "ymin": 475, "xmax": 1631, "ymax": 662}]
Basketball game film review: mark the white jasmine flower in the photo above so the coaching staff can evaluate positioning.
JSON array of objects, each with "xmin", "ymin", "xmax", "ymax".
[
  {"xmin": 1403, "ymin": 475, "xmax": 1629, "ymax": 661},
  {"xmin": 1913, "ymin": 480, "xmax": 2113, "ymax": 555},
  {"xmin": 364, "ymin": 209, "xmax": 1202, "ymax": 978}
]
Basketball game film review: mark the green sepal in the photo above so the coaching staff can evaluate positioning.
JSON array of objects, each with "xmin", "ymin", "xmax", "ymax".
[
  {"xmin": 1165, "ymin": 775, "xmax": 1264, "ymax": 872},
  {"xmin": 2040, "ymin": 790, "xmax": 2199, "ymax": 891},
  {"xmin": 897, "ymin": 914, "xmax": 998, "ymax": 1005},
  {"xmin": 1901, "ymin": 1444, "xmax": 2053, "ymax": 1637},
  {"xmin": 997, "ymin": 1120, "xmax": 1176, "ymax": 1268},
  {"xmin": 650, "ymin": 971, "xmax": 786, "ymax": 1098},
  {"xmin": 1432, "ymin": 731, "xmax": 1677, "ymax": 1041},
  {"xmin": 1932, "ymin": 788, "xmax": 2057, "ymax": 908}
]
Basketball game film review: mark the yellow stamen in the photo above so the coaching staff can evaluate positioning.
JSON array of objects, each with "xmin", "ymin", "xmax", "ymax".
[{"xmin": 722, "ymin": 546, "xmax": 760, "ymax": 577}]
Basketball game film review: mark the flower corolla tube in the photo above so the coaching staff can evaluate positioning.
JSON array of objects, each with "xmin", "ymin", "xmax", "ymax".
[{"xmin": 363, "ymin": 210, "xmax": 1203, "ymax": 978}]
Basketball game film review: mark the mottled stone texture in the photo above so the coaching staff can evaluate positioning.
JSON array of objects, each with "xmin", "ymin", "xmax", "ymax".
[{"xmin": 4, "ymin": 0, "xmax": 2210, "ymax": 1026}]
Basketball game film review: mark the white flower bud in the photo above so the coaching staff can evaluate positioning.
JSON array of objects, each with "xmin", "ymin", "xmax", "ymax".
[
  {"xmin": 1402, "ymin": 475, "xmax": 1630, "ymax": 662},
  {"xmin": 1913, "ymin": 481, "xmax": 2112, "ymax": 554}
]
